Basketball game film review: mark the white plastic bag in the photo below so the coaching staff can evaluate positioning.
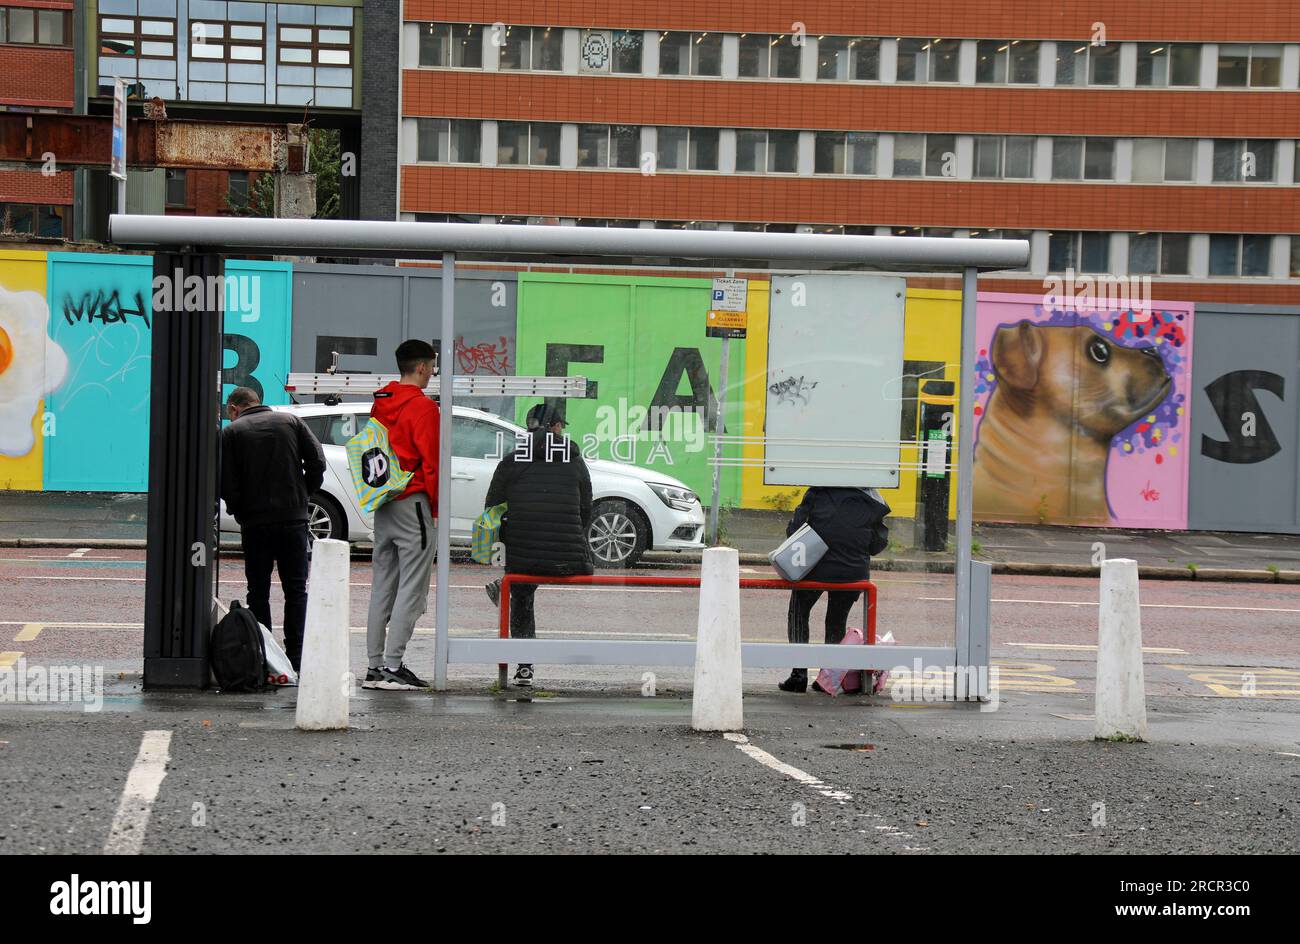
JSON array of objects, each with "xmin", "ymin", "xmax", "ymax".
[
  {"xmin": 259, "ymin": 623, "xmax": 298, "ymax": 687},
  {"xmin": 870, "ymin": 631, "xmax": 896, "ymax": 695}
]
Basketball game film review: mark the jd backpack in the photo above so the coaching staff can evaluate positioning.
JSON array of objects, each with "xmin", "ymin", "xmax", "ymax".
[
  {"xmin": 211, "ymin": 600, "xmax": 268, "ymax": 692},
  {"xmin": 346, "ymin": 416, "xmax": 414, "ymax": 513}
]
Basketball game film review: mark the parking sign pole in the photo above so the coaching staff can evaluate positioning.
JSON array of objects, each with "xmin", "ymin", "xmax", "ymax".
[{"xmin": 706, "ymin": 269, "xmax": 736, "ymax": 546}]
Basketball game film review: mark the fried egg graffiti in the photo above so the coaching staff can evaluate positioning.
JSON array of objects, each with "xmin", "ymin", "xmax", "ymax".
[{"xmin": 0, "ymin": 285, "xmax": 68, "ymax": 457}]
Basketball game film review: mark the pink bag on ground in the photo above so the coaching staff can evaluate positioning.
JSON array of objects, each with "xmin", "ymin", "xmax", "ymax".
[{"xmin": 815, "ymin": 627, "xmax": 865, "ymax": 696}]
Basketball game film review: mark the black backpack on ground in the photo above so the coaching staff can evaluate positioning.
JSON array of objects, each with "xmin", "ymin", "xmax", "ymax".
[{"xmin": 211, "ymin": 601, "xmax": 268, "ymax": 692}]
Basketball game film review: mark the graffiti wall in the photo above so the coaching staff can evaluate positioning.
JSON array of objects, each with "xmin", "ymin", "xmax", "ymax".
[
  {"xmin": 972, "ymin": 291, "xmax": 1194, "ymax": 528},
  {"xmin": 290, "ymin": 265, "xmax": 518, "ymax": 416},
  {"xmin": 45, "ymin": 254, "xmax": 154, "ymax": 491},
  {"xmin": 0, "ymin": 251, "xmax": 63, "ymax": 491},
  {"xmin": 514, "ymin": 272, "xmax": 746, "ymax": 505},
  {"xmin": 1188, "ymin": 304, "xmax": 1300, "ymax": 533}
]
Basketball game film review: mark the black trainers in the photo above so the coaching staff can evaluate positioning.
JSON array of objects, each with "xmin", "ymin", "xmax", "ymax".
[
  {"xmin": 377, "ymin": 664, "xmax": 429, "ymax": 691},
  {"xmin": 485, "ymin": 578, "xmax": 501, "ymax": 608},
  {"xmin": 361, "ymin": 667, "xmax": 385, "ymax": 690},
  {"xmin": 778, "ymin": 671, "xmax": 808, "ymax": 693},
  {"xmin": 513, "ymin": 664, "xmax": 534, "ymax": 688}
]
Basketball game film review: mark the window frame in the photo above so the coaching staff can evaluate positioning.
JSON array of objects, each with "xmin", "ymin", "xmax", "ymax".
[
  {"xmin": 417, "ymin": 22, "xmax": 482, "ymax": 69},
  {"xmin": 189, "ymin": 20, "xmax": 266, "ymax": 64},
  {"xmin": 100, "ymin": 15, "xmax": 178, "ymax": 60},
  {"xmin": 816, "ymin": 36, "xmax": 881, "ymax": 81},
  {"xmin": 278, "ymin": 23, "xmax": 354, "ymax": 67}
]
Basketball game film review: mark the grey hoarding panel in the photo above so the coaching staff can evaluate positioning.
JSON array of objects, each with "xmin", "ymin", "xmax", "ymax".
[
  {"xmin": 290, "ymin": 264, "xmax": 518, "ymax": 417},
  {"xmin": 1188, "ymin": 304, "xmax": 1300, "ymax": 534}
]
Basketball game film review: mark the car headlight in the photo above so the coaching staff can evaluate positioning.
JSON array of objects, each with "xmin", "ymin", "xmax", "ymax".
[{"xmin": 648, "ymin": 482, "xmax": 698, "ymax": 512}]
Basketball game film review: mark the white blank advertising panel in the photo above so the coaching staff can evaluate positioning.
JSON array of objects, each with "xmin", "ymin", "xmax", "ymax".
[{"xmin": 764, "ymin": 274, "xmax": 906, "ymax": 487}]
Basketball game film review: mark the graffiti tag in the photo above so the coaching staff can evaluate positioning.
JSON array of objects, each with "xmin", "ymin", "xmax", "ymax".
[
  {"xmin": 62, "ymin": 290, "xmax": 151, "ymax": 329},
  {"xmin": 769, "ymin": 375, "xmax": 818, "ymax": 406},
  {"xmin": 1140, "ymin": 480, "xmax": 1160, "ymax": 502},
  {"xmin": 456, "ymin": 336, "xmax": 512, "ymax": 375}
]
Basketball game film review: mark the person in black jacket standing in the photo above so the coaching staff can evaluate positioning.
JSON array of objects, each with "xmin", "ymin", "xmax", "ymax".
[
  {"xmin": 483, "ymin": 404, "xmax": 593, "ymax": 687},
  {"xmin": 220, "ymin": 387, "xmax": 326, "ymax": 672},
  {"xmin": 778, "ymin": 486, "xmax": 890, "ymax": 693}
]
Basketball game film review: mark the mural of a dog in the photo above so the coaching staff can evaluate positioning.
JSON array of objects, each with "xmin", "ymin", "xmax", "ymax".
[{"xmin": 973, "ymin": 320, "xmax": 1171, "ymax": 523}]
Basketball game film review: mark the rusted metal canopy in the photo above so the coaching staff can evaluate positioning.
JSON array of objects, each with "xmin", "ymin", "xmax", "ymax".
[{"xmin": 0, "ymin": 114, "xmax": 304, "ymax": 171}]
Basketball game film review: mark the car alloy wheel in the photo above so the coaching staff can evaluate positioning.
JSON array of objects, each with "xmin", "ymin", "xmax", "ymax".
[
  {"xmin": 306, "ymin": 498, "xmax": 339, "ymax": 542},
  {"xmin": 589, "ymin": 507, "xmax": 639, "ymax": 565}
]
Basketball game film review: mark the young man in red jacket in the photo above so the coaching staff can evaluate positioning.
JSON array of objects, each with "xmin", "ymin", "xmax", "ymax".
[{"xmin": 363, "ymin": 340, "xmax": 442, "ymax": 691}]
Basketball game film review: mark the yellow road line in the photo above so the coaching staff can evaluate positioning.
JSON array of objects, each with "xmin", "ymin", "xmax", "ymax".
[
  {"xmin": 14, "ymin": 623, "xmax": 43, "ymax": 642},
  {"xmin": 0, "ymin": 652, "xmax": 22, "ymax": 669}
]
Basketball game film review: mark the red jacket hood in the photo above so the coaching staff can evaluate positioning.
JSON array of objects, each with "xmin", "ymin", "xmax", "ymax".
[{"xmin": 370, "ymin": 380, "xmax": 428, "ymax": 424}]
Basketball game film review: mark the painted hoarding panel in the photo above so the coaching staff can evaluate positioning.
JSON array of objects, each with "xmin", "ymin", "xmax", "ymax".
[
  {"xmin": 222, "ymin": 259, "xmax": 293, "ymax": 408},
  {"xmin": 972, "ymin": 291, "xmax": 1193, "ymax": 529},
  {"xmin": 290, "ymin": 265, "xmax": 518, "ymax": 416},
  {"xmin": 1188, "ymin": 305, "xmax": 1300, "ymax": 533},
  {"xmin": 45, "ymin": 253, "xmax": 295, "ymax": 492},
  {"xmin": 44, "ymin": 253, "xmax": 153, "ymax": 491},
  {"xmin": 0, "ymin": 251, "xmax": 62, "ymax": 491},
  {"xmin": 514, "ymin": 272, "xmax": 744, "ymax": 505}
]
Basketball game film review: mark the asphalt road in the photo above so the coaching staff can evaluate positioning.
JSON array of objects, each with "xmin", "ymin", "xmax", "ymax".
[{"xmin": 1, "ymin": 548, "xmax": 1298, "ymax": 854}]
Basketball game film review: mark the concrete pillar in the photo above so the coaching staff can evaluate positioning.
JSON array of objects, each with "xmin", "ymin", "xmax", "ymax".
[
  {"xmin": 296, "ymin": 538, "xmax": 351, "ymax": 731},
  {"xmin": 692, "ymin": 547, "xmax": 743, "ymax": 732},
  {"xmin": 1095, "ymin": 558, "xmax": 1148, "ymax": 741}
]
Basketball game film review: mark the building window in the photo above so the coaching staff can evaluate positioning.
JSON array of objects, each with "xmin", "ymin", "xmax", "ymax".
[
  {"xmin": 1218, "ymin": 44, "xmax": 1282, "ymax": 88},
  {"xmin": 227, "ymin": 171, "xmax": 250, "ymax": 210},
  {"xmin": 497, "ymin": 25, "xmax": 562, "ymax": 71},
  {"xmin": 657, "ymin": 31, "xmax": 690, "ymax": 75},
  {"xmin": 496, "ymin": 122, "xmax": 560, "ymax": 166},
  {"xmin": 1049, "ymin": 231, "xmax": 1110, "ymax": 272},
  {"xmin": 2, "ymin": 7, "xmax": 69, "ymax": 46},
  {"xmin": 735, "ymin": 130, "xmax": 798, "ymax": 173},
  {"xmin": 100, "ymin": 16, "xmax": 177, "ymax": 58},
  {"xmin": 1128, "ymin": 233, "xmax": 1190, "ymax": 275},
  {"xmin": 610, "ymin": 30, "xmax": 642, "ymax": 73},
  {"xmin": 691, "ymin": 32, "xmax": 722, "ymax": 76},
  {"xmin": 975, "ymin": 40, "xmax": 1039, "ymax": 84},
  {"xmin": 897, "ymin": 38, "xmax": 959, "ymax": 82},
  {"xmin": 1209, "ymin": 234, "xmax": 1273, "ymax": 276},
  {"xmin": 278, "ymin": 25, "xmax": 352, "ymax": 66},
  {"xmin": 0, "ymin": 204, "xmax": 62, "ymax": 236},
  {"xmin": 894, "ymin": 133, "xmax": 956, "ymax": 177},
  {"xmin": 1051, "ymin": 138, "xmax": 1114, "ymax": 180},
  {"xmin": 973, "ymin": 136, "xmax": 1034, "ymax": 179},
  {"xmin": 1212, "ymin": 140, "xmax": 1276, "ymax": 182},
  {"xmin": 417, "ymin": 23, "xmax": 481, "ymax": 68},
  {"xmin": 814, "ymin": 132, "xmax": 877, "ymax": 175},
  {"xmin": 1131, "ymin": 139, "xmax": 1196, "ymax": 182},
  {"xmin": 165, "ymin": 169, "xmax": 188, "ymax": 207},
  {"xmin": 738, "ymin": 33, "xmax": 801, "ymax": 78},
  {"xmin": 1291, "ymin": 238, "xmax": 1300, "ymax": 277},
  {"xmin": 578, "ymin": 125, "xmax": 640, "ymax": 168},
  {"xmin": 817, "ymin": 37, "xmax": 880, "ymax": 81},
  {"xmin": 1056, "ymin": 42, "xmax": 1119, "ymax": 86},
  {"xmin": 1136, "ymin": 44, "xmax": 1171, "ymax": 86},
  {"xmin": 416, "ymin": 119, "xmax": 481, "ymax": 163},
  {"xmin": 658, "ymin": 127, "xmax": 719, "ymax": 170},
  {"xmin": 190, "ymin": 21, "xmax": 265, "ymax": 62}
]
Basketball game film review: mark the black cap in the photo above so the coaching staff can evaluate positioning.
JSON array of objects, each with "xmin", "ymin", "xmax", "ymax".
[{"xmin": 526, "ymin": 403, "xmax": 568, "ymax": 428}]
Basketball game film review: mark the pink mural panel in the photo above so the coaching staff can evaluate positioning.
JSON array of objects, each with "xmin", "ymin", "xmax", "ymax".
[{"xmin": 973, "ymin": 292, "xmax": 1193, "ymax": 529}]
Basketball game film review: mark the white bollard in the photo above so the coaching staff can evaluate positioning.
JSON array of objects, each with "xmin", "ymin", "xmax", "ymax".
[
  {"xmin": 692, "ymin": 546, "xmax": 743, "ymax": 732},
  {"xmin": 296, "ymin": 538, "xmax": 351, "ymax": 731},
  {"xmin": 1095, "ymin": 558, "xmax": 1148, "ymax": 741}
]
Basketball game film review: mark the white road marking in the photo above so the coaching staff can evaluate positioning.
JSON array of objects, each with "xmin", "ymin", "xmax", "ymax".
[
  {"xmin": 67, "ymin": 548, "xmax": 90, "ymax": 558},
  {"xmin": 1007, "ymin": 642, "xmax": 1188, "ymax": 654},
  {"xmin": 919, "ymin": 596, "xmax": 1300, "ymax": 614},
  {"xmin": 1274, "ymin": 752, "xmax": 1300, "ymax": 759},
  {"xmin": 104, "ymin": 730, "xmax": 173, "ymax": 856},
  {"xmin": 723, "ymin": 732, "xmax": 926, "ymax": 850}
]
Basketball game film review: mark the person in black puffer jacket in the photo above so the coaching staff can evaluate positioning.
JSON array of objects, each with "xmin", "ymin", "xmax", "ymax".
[
  {"xmin": 778, "ymin": 486, "xmax": 890, "ymax": 694},
  {"xmin": 483, "ymin": 404, "xmax": 593, "ymax": 687}
]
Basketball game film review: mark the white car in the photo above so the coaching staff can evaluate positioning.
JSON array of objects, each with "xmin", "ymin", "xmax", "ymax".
[{"xmin": 219, "ymin": 402, "xmax": 706, "ymax": 567}]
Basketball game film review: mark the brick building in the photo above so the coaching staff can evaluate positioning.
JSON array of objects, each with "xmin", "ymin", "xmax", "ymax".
[
  {"xmin": 0, "ymin": 1, "xmax": 77, "ymax": 236},
  {"xmin": 388, "ymin": 0, "xmax": 1300, "ymax": 301}
]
